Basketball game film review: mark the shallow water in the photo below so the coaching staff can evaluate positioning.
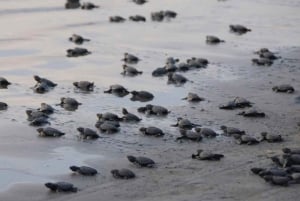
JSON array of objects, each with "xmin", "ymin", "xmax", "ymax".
[{"xmin": 0, "ymin": 0, "xmax": 300, "ymax": 192}]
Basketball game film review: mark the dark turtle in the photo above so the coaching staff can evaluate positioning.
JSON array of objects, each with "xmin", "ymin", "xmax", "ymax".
[
  {"xmin": 97, "ymin": 121, "xmax": 119, "ymax": 134},
  {"xmin": 229, "ymin": 24, "xmax": 251, "ymax": 34},
  {"xmin": 0, "ymin": 102, "xmax": 8, "ymax": 110},
  {"xmin": 187, "ymin": 57, "xmax": 208, "ymax": 68},
  {"xmin": 95, "ymin": 120, "xmax": 120, "ymax": 128},
  {"xmin": 252, "ymin": 58, "xmax": 273, "ymax": 66},
  {"xmin": 60, "ymin": 97, "xmax": 82, "ymax": 107},
  {"xmin": 69, "ymin": 34, "xmax": 90, "ymax": 45},
  {"xmin": 34, "ymin": 75, "xmax": 57, "ymax": 87},
  {"xmin": 263, "ymin": 175, "xmax": 291, "ymax": 186},
  {"xmin": 206, "ymin": 35, "xmax": 225, "ymax": 44},
  {"xmin": 152, "ymin": 67, "xmax": 167, "ymax": 77},
  {"xmin": 260, "ymin": 132, "xmax": 283, "ymax": 143},
  {"xmin": 122, "ymin": 65, "xmax": 143, "ymax": 76},
  {"xmin": 132, "ymin": 0, "xmax": 147, "ymax": 5},
  {"xmin": 163, "ymin": 10, "xmax": 177, "ymax": 18},
  {"xmin": 29, "ymin": 117, "xmax": 50, "ymax": 127},
  {"xmin": 122, "ymin": 108, "xmax": 141, "ymax": 122},
  {"xmin": 233, "ymin": 97, "xmax": 252, "ymax": 108},
  {"xmin": 272, "ymin": 85, "xmax": 294, "ymax": 93},
  {"xmin": 219, "ymin": 100, "xmax": 236, "ymax": 110},
  {"xmin": 77, "ymin": 127, "xmax": 99, "ymax": 139},
  {"xmin": 192, "ymin": 149, "xmax": 224, "ymax": 161},
  {"xmin": 26, "ymin": 109, "xmax": 48, "ymax": 121},
  {"xmin": 38, "ymin": 103, "xmax": 54, "ymax": 114},
  {"xmin": 254, "ymin": 48, "xmax": 271, "ymax": 55},
  {"xmin": 144, "ymin": 104, "xmax": 169, "ymax": 116},
  {"xmin": 151, "ymin": 11, "xmax": 164, "ymax": 22},
  {"xmin": 0, "ymin": 77, "xmax": 11, "ymax": 89},
  {"xmin": 238, "ymin": 109, "xmax": 265, "ymax": 117},
  {"xmin": 130, "ymin": 90, "xmax": 154, "ymax": 102},
  {"xmin": 123, "ymin": 53, "xmax": 140, "ymax": 64},
  {"xmin": 171, "ymin": 118, "xmax": 201, "ymax": 130},
  {"xmin": 282, "ymin": 148, "xmax": 300, "ymax": 155},
  {"xmin": 176, "ymin": 62, "xmax": 190, "ymax": 72},
  {"xmin": 104, "ymin": 84, "xmax": 129, "ymax": 97},
  {"xmin": 70, "ymin": 166, "xmax": 98, "ymax": 176},
  {"xmin": 33, "ymin": 82, "xmax": 50, "ymax": 94},
  {"xmin": 127, "ymin": 155, "xmax": 155, "ymax": 167},
  {"xmin": 234, "ymin": 134, "xmax": 259, "ymax": 145},
  {"xmin": 66, "ymin": 47, "xmax": 91, "ymax": 57},
  {"xmin": 109, "ymin": 16, "xmax": 126, "ymax": 23},
  {"xmin": 37, "ymin": 127, "xmax": 65, "ymax": 137},
  {"xmin": 65, "ymin": 0, "xmax": 81, "ymax": 9},
  {"xmin": 166, "ymin": 57, "xmax": 179, "ymax": 64},
  {"xmin": 139, "ymin": 126, "xmax": 164, "ymax": 137},
  {"xmin": 97, "ymin": 112, "xmax": 121, "ymax": 121},
  {"xmin": 129, "ymin": 15, "xmax": 146, "ymax": 22},
  {"xmin": 220, "ymin": 125, "xmax": 245, "ymax": 136},
  {"xmin": 73, "ymin": 81, "xmax": 94, "ymax": 91},
  {"xmin": 176, "ymin": 129, "xmax": 202, "ymax": 142},
  {"xmin": 182, "ymin": 93, "xmax": 204, "ymax": 102},
  {"xmin": 195, "ymin": 127, "xmax": 218, "ymax": 138},
  {"xmin": 45, "ymin": 182, "xmax": 77, "ymax": 192},
  {"xmin": 165, "ymin": 62, "xmax": 178, "ymax": 72},
  {"xmin": 81, "ymin": 2, "xmax": 99, "ymax": 10},
  {"xmin": 167, "ymin": 72, "xmax": 188, "ymax": 85},
  {"xmin": 111, "ymin": 169, "xmax": 135, "ymax": 179}
]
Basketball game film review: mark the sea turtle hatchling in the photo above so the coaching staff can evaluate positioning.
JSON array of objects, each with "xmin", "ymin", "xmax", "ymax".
[
  {"xmin": 132, "ymin": 0, "xmax": 147, "ymax": 5},
  {"xmin": 104, "ymin": 84, "xmax": 129, "ymax": 97},
  {"xmin": 272, "ymin": 85, "xmax": 294, "ymax": 93},
  {"xmin": 122, "ymin": 65, "xmax": 143, "ymax": 76},
  {"xmin": 26, "ymin": 109, "xmax": 48, "ymax": 121},
  {"xmin": 34, "ymin": 75, "xmax": 57, "ymax": 87},
  {"xmin": 37, "ymin": 127, "xmax": 65, "ymax": 137},
  {"xmin": 176, "ymin": 129, "xmax": 202, "ymax": 142},
  {"xmin": 182, "ymin": 93, "xmax": 205, "ymax": 102},
  {"xmin": 171, "ymin": 118, "xmax": 201, "ymax": 130},
  {"xmin": 29, "ymin": 117, "xmax": 50, "ymax": 127},
  {"xmin": 45, "ymin": 182, "xmax": 78, "ymax": 192},
  {"xmin": 220, "ymin": 125, "xmax": 245, "ymax": 136},
  {"xmin": 143, "ymin": 104, "xmax": 169, "ymax": 116},
  {"xmin": 263, "ymin": 175, "xmax": 292, "ymax": 186},
  {"xmin": 234, "ymin": 134, "xmax": 259, "ymax": 145},
  {"xmin": 0, "ymin": 102, "xmax": 8, "ymax": 110},
  {"xmin": 238, "ymin": 109, "xmax": 265, "ymax": 117},
  {"xmin": 206, "ymin": 35, "xmax": 225, "ymax": 44},
  {"xmin": 97, "ymin": 112, "xmax": 121, "ymax": 121},
  {"xmin": 109, "ymin": 16, "xmax": 126, "ymax": 23},
  {"xmin": 60, "ymin": 97, "xmax": 82, "ymax": 107},
  {"xmin": 167, "ymin": 72, "xmax": 188, "ymax": 85},
  {"xmin": 111, "ymin": 169, "xmax": 135, "ymax": 179},
  {"xmin": 122, "ymin": 108, "xmax": 141, "ymax": 122},
  {"xmin": 96, "ymin": 121, "xmax": 119, "ymax": 134},
  {"xmin": 139, "ymin": 126, "xmax": 164, "ymax": 137},
  {"xmin": 123, "ymin": 53, "xmax": 140, "ymax": 64},
  {"xmin": 152, "ymin": 67, "xmax": 167, "ymax": 77},
  {"xmin": 129, "ymin": 15, "xmax": 146, "ymax": 22},
  {"xmin": 195, "ymin": 127, "xmax": 218, "ymax": 138},
  {"xmin": 282, "ymin": 148, "xmax": 300, "ymax": 155},
  {"xmin": 127, "ymin": 155, "xmax": 155, "ymax": 167},
  {"xmin": 151, "ymin": 11, "xmax": 164, "ymax": 22},
  {"xmin": 70, "ymin": 166, "xmax": 98, "ymax": 176},
  {"xmin": 73, "ymin": 81, "xmax": 94, "ymax": 91},
  {"xmin": 77, "ymin": 127, "xmax": 99, "ymax": 139},
  {"xmin": 252, "ymin": 58, "xmax": 273, "ymax": 66},
  {"xmin": 130, "ymin": 90, "xmax": 154, "ymax": 102},
  {"xmin": 229, "ymin": 24, "xmax": 251, "ymax": 34},
  {"xmin": 38, "ymin": 103, "xmax": 54, "ymax": 114},
  {"xmin": 163, "ymin": 10, "xmax": 177, "ymax": 18},
  {"xmin": 0, "ymin": 77, "xmax": 11, "ymax": 89},
  {"xmin": 192, "ymin": 149, "xmax": 224, "ymax": 161},
  {"xmin": 65, "ymin": 0, "xmax": 80, "ymax": 9},
  {"xmin": 69, "ymin": 34, "xmax": 90, "ymax": 45},
  {"xmin": 66, "ymin": 47, "xmax": 91, "ymax": 57},
  {"xmin": 81, "ymin": 2, "xmax": 99, "ymax": 10},
  {"xmin": 260, "ymin": 132, "xmax": 283, "ymax": 143}
]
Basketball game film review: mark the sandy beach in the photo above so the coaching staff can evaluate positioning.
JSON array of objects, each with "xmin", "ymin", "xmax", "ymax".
[{"xmin": 0, "ymin": 0, "xmax": 299, "ymax": 200}]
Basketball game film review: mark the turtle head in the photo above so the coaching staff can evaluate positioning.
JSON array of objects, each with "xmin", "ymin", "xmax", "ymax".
[
  {"xmin": 96, "ymin": 113, "xmax": 103, "ymax": 119},
  {"xmin": 220, "ymin": 125, "xmax": 227, "ymax": 130},
  {"xmin": 26, "ymin": 110, "xmax": 33, "ymax": 116},
  {"xmin": 272, "ymin": 86, "xmax": 278, "ymax": 91},
  {"xmin": 73, "ymin": 82, "xmax": 79, "ymax": 87},
  {"xmin": 194, "ymin": 127, "xmax": 201, "ymax": 133},
  {"xmin": 130, "ymin": 91, "xmax": 138, "ymax": 95},
  {"xmin": 139, "ymin": 127, "xmax": 146, "ymax": 132},
  {"xmin": 122, "ymin": 64, "xmax": 127, "ymax": 70},
  {"xmin": 36, "ymin": 128, "xmax": 44, "ymax": 133},
  {"xmin": 127, "ymin": 155, "xmax": 137, "ymax": 163},
  {"xmin": 40, "ymin": 103, "xmax": 47, "ymax": 107},
  {"xmin": 137, "ymin": 106, "xmax": 147, "ymax": 113},
  {"xmin": 77, "ymin": 127, "xmax": 84, "ymax": 133},
  {"xmin": 122, "ymin": 108, "xmax": 128, "ymax": 114},
  {"xmin": 60, "ymin": 97, "xmax": 66, "ymax": 104},
  {"xmin": 33, "ymin": 75, "xmax": 41, "ymax": 82},
  {"xmin": 45, "ymin": 182, "xmax": 58, "ymax": 191},
  {"xmin": 111, "ymin": 169, "xmax": 119, "ymax": 175},
  {"xmin": 270, "ymin": 156, "xmax": 280, "ymax": 164},
  {"xmin": 282, "ymin": 148, "xmax": 291, "ymax": 154},
  {"xmin": 177, "ymin": 117, "xmax": 183, "ymax": 122},
  {"xmin": 70, "ymin": 166, "xmax": 80, "ymax": 172}
]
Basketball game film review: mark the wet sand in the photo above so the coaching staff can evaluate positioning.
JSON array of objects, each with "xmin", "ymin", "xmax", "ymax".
[{"xmin": 0, "ymin": 0, "xmax": 300, "ymax": 200}]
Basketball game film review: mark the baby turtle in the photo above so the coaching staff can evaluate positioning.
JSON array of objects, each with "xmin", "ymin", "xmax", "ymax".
[
  {"xmin": 109, "ymin": 16, "xmax": 126, "ymax": 23},
  {"xmin": 104, "ymin": 84, "xmax": 129, "ymax": 97},
  {"xmin": 195, "ymin": 127, "xmax": 218, "ymax": 138},
  {"xmin": 259, "ymin": 51, "xmax": 279, "ymax": 60},
  {"xmin": 171, "ymin": 118, "xmax": 201, "ymax": 130},
  {"xmin": 272, "ymin": 85, "xmax": 294, "ymax": 93},
  {"xmin": 96, "ymin": 121, "xmax": 119, "ymax": 134},
  {"xmin": 219, "ymin": 100, "xmax": 236, "ymax": 110},
  {"xmin": 45, "ymin": 182, "xmax": 77, "ymax": 192},
  {"xmin": 233, "ymin": 97, "xmax": 252, "ymax": 108},
  {"xmin": 229, "ymin": 24, "xmax": 251, "ymax": 34},
  {"xmin": 65, "ymin": 0, "xmax": 80, "ymax": 9},
  {"xmin": 122, "ymin": 65, "xmax": 143, "ymax": 76},
  {"xmin": 139, "ymin": 126, "xmax": 164, "ymax": 137},
  {"xmin": 254, "ymin": 48, "xmax": 271, "ymax": 55},
  {"xmin": 238, "ymin": 109, "xmax": 265, "ymax": 117},
  {"xmin": 73, "ymin": 81, "xmax": 94, "ymax": 91},
  {"xmin": 129, "ymin": 15, "xmax": 146, "ymax": 22},
  {"xmin": 260, "ymin": 132, "xmax": 283, "ymax": 143},
  {"xmin": 130, "ymin": 90, "xmax": 154, "ymax": 102},
  {"xmin": 97, "ymin": 112, "xmax": 121, "ymax": 121},
  {"xmin": 123, "ymin": 53, "xmax": 140, "ymax": 64},
  {"xmin": 0, "ymin": 77, "xmax": 11, "ymax": 89},
  {"xmin": 26, "ymin": 109, "xmax": 48, "ymax": 121},
  {"xmin": 252, "ymin": 58, "xmax": 273, "ymax": 66},
  {"xmin": 81, "ymin": 2, "xmax": 99, "ymax": 10},
  {"xmin": 95, "ymin": 120, "xmax": 120, "ymax": 128},
  {"xmin": 263, "ymin": 175, "xmax": 291, "ymax": 186},
  {"xmin": 192, "ymin": 149, "xmax": 224, "ymax": 161},
  {"xmin": 234, "ymin": 134, "xmax": 259, "ymax": 145},
  {"xmin": 34, "ymin": 75, "xmax": 57, "ymax": 87},
  {"xmin": 177, "ymin": 129, "xmax": 202, "ymax": 142},
  {"xmin": 152, "ymin": 67, "xmax": 167, "ymax": 77},
  {"xmin": 206, "ymin": 35, "xmax": 225, "ymax": 44},
  {"xmin": 29, "ymin": 117, "xmax": 50, "ymax": 127},
  {"xmin": 144, "ymin": 104, "xmax": 169, "ymax": 116},
  {"xmin": 70, "ymin": 166, "xmax": 98, "ymax": 176},
  {"xmin": 111, "ymin": 169, "xmax": 135, "ymax": 179},
  {"xmin": 127, "ymin": 155, "xmax": 155, "ymax": 167},
  {"xmin": 165, "ymin": 62, "xmax": 178, "ymax": 72},
  {"xmin": 176, "ymin": 62, "xmax": 190, "ymax": 72},
  {"xmin": 66, "ymin": 47, "xmax": 91, "ymax": 57},
  {"xmin": 122, "ymin": 108, "xmax": 141, "ymax": 122},
  {"xmin": 182, "ymin": 93, "xmax": 205, "ymax": 102},
  {"xmin": 163, "ymin": 10, "xmax": 177, "ymax": 18},
  {"xmin": 37, "ymin": 127, "xmax": 65, "ymax": 137},
  {"xmin": 167, "ymin": 72, "xmax": 188, "ymax": 85},
  {"xmin": 33, "ymin": 82, "xmax": 50, "ymax": 94},
  {"xmin": 38, "ymin": 103, "xmax": 54, "ymax": 114},
  {"xmin": 77, "ymin": 127, "xmax": 99, "ymax": 139},
  {"xmin": 0, "ymin": 102, "xmax": 8, "ymax": 110},
  {"xmin": 151, "ymin": 11, "xmax": 164, "ymax": 22},
  {"xmin": 186, "ymin": 57, "xmax": 208, "ymax": 68},
  {"xmin": 166, "ymin": 57, "xmax": 179, "ymax": 64},
  {"xmin": 220, "ymin": 125, "xmax": 245, "ymax": 136},
  {"xmin": 69, "ymin": 34, "xmax": 90, "ymax": 45},
  {"xmin": 60, "ymin": 97, "xmax": 82, "ymax": 107},
  {"xmin": 282, "ymin": 148, "xmax": 300, "ymax": 155},
  {"xmin": 132, "ymin": 0, "xmax": 147, "ymax": 5}
]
